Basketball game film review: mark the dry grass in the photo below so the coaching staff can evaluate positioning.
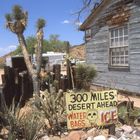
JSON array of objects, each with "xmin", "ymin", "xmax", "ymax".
[{"xmin": 69, "ymin": 44, "xmax": 85, "ymax": 60}]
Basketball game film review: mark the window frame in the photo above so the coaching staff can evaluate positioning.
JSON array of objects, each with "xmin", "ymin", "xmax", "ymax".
[
  {"xmin": 85, "ymin": 28, "xmax": 91, "ymax": 36},
  {"xmin": 109, "ymin": 25, "xmax": 129, "ymax": 68},
  {"xmin": 85, "ymin": 28, "xmax": 92, "ymax": 42}
]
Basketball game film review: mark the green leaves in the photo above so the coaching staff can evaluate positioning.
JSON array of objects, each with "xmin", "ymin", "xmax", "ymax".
[
  {"xmin": 36, "ymin": 18, "xmax": 46, "ymax": 30},
  {"xmin": 5, "ymin": 5, "xmax": 25, "ymax": 22},
  {"xmin": 12, "ymin": 5, "xmax": 24, "ymax": 20},
  {"xmin": 5, "ymin": 13, "xmax": 12, "ymax": 22},
  {"xmin": 13, "ymin": 34, "xmax": 68, "ymax": 55},
  {"xmin": 5, "ymin": 5, "xmax": 28, "ymax": 34},
  {"xmin": 76, "ymin": 64, "xmax": 96, "ymax": 90}
]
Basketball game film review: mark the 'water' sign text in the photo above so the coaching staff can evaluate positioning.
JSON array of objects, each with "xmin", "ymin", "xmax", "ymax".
[{"xmin": 66, "ymin": 90, "xmax": 118, "ymax": 129}]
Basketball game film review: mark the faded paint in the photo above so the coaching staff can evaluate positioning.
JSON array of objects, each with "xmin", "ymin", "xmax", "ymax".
[{"xmin": 81, "ymin": 0, "xmax": 140, "ymax": 94}]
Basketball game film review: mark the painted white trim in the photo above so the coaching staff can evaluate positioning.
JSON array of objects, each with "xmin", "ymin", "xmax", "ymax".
[{"xmin": 109, "ymin": 25, "xmax": 129, "ymax": 66}]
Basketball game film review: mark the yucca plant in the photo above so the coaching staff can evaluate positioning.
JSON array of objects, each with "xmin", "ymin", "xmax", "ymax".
[
  {"xmin": 20, "ymin": 106, "xmax": 44, "ymax": 140},
  {"xmin": 29, "ymin": 89, "xmax": 67, "ymax": 135},
  {"xmin": 5, "ymin": 5, "xmax": 46, "ymax": 94},
  {"xmin": 0, "ymin": 95, "xmax": 24, "ymax": 139},
  {"xmin": 75, "ymin": 63, "xmax": 96, "ymax": 90},
  {"xmin": 0, "ymin": 94, "xmax": 44, "ymax": 139}
]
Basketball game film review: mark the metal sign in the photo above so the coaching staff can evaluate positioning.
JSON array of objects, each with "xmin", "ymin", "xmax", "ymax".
[{"xmin": 66, "ymin": 90, "xmax": 118, "ymax": 129}]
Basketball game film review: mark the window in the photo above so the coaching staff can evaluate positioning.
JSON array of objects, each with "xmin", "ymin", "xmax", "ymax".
[
  {"xmin": 85, "ymin": 29, "xmax": 91, "ymax": 36},
  {"xmin": 109, "ymin": 25, "xmax": 129, "ymax": 67},
  {"xmin": 85, "ymin": 29, "xmax": 92, "ymax": 41}
]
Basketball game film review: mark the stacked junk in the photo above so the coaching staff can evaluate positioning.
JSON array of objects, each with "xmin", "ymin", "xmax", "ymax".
[
  {"xmin": 1, "ymin": 56, "xmax": 140, "ymax": 140},
  {"xmin": 0, "ymin": 55, "xmax": 73, "ymax": 107}
]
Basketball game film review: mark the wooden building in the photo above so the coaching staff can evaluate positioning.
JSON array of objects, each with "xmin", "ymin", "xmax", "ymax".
[{"xmin": 80, "ymin": 0, "xmax": 140, "ymax": 93}]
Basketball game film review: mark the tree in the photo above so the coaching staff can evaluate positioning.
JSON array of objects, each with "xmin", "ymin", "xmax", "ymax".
[
  {"xmin": 48, "ymin": 34, "xmax": 67, "ymax": 52},
  {"xmin": 75, "ymin": 0, "xmax": 101, "ymax": 20},
  {"xmin": 5, "ymin": 5, "xmax": 46, "ymax": 94},
  {"xmin": 13, "ymin": 34, "xmax": 67, "ymax": 55},
  {"xmin": 12, "ymin": 36, "xmax": 37, "ymax": 55}
]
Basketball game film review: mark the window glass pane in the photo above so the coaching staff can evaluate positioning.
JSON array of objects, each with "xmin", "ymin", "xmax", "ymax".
[
  {"xmin": 112, "ymin": 57, "xmax": 116, "ymax": 64},
  {"xmin": 125, "ymin": 56, "xmax": 128, "ymax": 64},
  {"xmin": 116, "ymin": 48, "xmax": 120, "ymax": 55},
  {"xmin": 110, "ymin": 25, "xmax": 129, "ymax": 66},
  {"xmin": 124, "ymin": 37, "xmax": 128, "ymax": 45},
  {"xmin": 111, "ymin": 30, "xmax": 114, "ymax": 38},
  {"xmin": 119, "ymin": 28, "xmax": 123, "ymax": 36},
  {"xmin": 121, "ymin": 57, "xmax": 124, "ymax": 64},
  {"xmin": 115, "ymin": 38, "xmax": 119, "ymax": 46},
  {"xmin": 116, "ymin": 57, "xmax": 119, "ymax": 64},
  {"xmin": 112, "ymin": 51, "xmax": 115, "ymax": 56},
  {"xmin": 120, "ymin": 47, "xmax": 124, "ymax": 55},
  {"xmin": 111, "ymin": 39, "xmax": 114, "ymax": 46},
  {"xmin": 125, "ymin": 50, "xmax": 128, "ymax": 55},
  {"xmin": 119, "ymin": 37, "xmax": 123, "ymax": 46},
  {"xmin": 115, "ymin": 29, "xmax": 118, "ymax": 37},
  {"xmin": 86, "ymin": 29, "xmax": 91, "ymax": 35},
  {"xmin": 120, "ymin": 50, "xmax": 124, "ymax": 55},
  {"xmin": 124, "ymin": 26, "xmax": 128, "ymax": 35}
]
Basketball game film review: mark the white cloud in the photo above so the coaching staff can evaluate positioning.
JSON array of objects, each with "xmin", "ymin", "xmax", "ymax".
[
  {"xmin": 61, "ymin": 20, "xmax": 70, "ymax": 24},
  {"xmin": 74, "ymin": 21, "xmax": 82, "ymax": 26},
  {"xmin": 8, "ymin": 45, "xmax": 17, "ymax": 50},
  {"xmin": 0, "ymin": 45, "xmax": 17, "ymax": 56},
  {"xmin": 61, "ymin": 20, "xmax": 82, "ymax": 26}
]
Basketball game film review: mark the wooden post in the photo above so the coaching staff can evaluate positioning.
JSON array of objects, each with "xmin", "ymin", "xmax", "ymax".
[
  {"xmin": 60, "ymin": 76, "xmax": 68, "ymax": 92},
  {"xmin": 108, "ymin": 124, "xmax": 116, "ymax": 135},
  {"xmin": 53, "ymin": 64, "xmax": 61, "ymax": 92},
  {"xmin": 3, "ymin": 66, "xmax": 16, "ymax": 106},
  {"xmin": 65, "ymin": 41, "xmax": 72, "ymax": 89}
]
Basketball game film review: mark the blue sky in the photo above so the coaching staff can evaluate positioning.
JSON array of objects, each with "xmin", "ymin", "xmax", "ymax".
[{"xmin": 0, "ymin": 0, "xmax": 86, "ymax": 56}]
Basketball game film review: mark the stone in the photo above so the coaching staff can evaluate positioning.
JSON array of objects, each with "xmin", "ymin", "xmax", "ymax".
[
  {"xmin": 61, "ymin": 132, "xmax": 69, "ymax": 139},
  {"xmin": 100, "ymin": 129, "xmax": 109, "ymax": 138},
  {"xmin": 115, "ymin": 129, "xmax": 123, "ymax": 138},
  {"xmin": 81, "ymin": 128, "xmax": 98, "ymax": 140},
  {"xmin": 87, "ymin": 136, "xmax": 94, "ymax": 140},
  {"xmin": 87, "ymin": 128, "xmax": 99, "ymax": 137},
  {"xmin": 93, "ymin": 135, "xmax": 106, "ymax": 140},
  {"xmin": 0, "ymin": 127, "xmax": 9, "ymax": 135},
  {"xmin": 49, "ymin": 136, "xmax": 61, "ymax": 140},
  {"xmin": 108, "ymin": 136, "xmax": 118, "ymax": 140},
  {"xmin": 68, "ymin": 130, "xmax": 86, "ymax": 140},
  {"xmin": 118, "ymin": 136, "xmax": 128, "ymax": 140},
  {"xmin": 132, "ymin": 129, "xmax": 140, "ymax": 139},
  {"xmin": 60, "ymin": 137, "xmax": 68, "ymax": 140},
  {"xmin": 121, "ymin": 125, "xmax": 133, "ymax": 133},
  {"xmin": 40, "ymin": 135, "xmax": 50, "ymax": 140}
]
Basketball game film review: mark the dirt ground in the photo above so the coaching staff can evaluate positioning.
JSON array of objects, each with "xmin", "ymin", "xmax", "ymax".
[
  {"xmin": 91, "ymin": 85, "xmax": 140, "ymax": 108},
  {"xmin": 118, "ymin": 94, "xmax": 140, "ymax": 108},
  {"xmin": 0, "ymin": 68, "xmax": 140, "ymax": 108}
]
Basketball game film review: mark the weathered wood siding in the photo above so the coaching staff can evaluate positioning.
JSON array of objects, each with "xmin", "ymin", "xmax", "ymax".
[{"xmin": 86, "ymin": 0, "xmax": 140, "ymax": 93}]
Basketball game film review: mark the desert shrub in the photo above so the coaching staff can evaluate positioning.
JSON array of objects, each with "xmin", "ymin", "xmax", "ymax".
[
  {"xmin": 0, "ymin": 62, "xmax": 4, "ymax": 69},
  {"xmin": 75, "ymin": 63, "xmax": 96, "ymax": 90},
  {"xmin": 20, "ymin": 106, "xmax": 44, "ymax": 140},
  {"xmin": 29, "ymin": 89, "xmax": 67, "ymax": 135},
  {"xmin": 0, "ymin": 94, "xmax": 44, "ymax": 140}
]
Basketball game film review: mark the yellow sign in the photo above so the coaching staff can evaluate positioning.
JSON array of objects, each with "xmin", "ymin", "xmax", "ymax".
[{"xmin": 66, "ymin": 90, "xmax": 118, "ymax": 129}]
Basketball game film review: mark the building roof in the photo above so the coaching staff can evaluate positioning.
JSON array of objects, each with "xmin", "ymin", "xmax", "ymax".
[{"xmin": 80, "ymin": 0, "xmax": 109, "ymax": 31}]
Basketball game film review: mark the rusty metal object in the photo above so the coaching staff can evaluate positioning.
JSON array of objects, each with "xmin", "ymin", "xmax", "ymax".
[{"xmin": 118, "ymin": 100, "xmax": 140, "ymax": 125}]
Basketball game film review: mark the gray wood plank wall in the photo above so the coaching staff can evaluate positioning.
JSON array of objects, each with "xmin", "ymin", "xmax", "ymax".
[{"xmin": 86, "ymin": 0, "xmax": 140, "ymax": 94}]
